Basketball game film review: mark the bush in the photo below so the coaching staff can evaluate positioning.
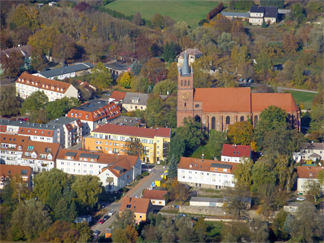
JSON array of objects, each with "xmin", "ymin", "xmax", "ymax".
[
  {"xmin": 206, "ymin": 2, "xmax": 224, "ymax": 20},
  {"xmin": 136, "ymin": 174, "xmax": 143, "ymax": 180},
  {"xmin": 198, "ymin": 19, "xmax": 209, "ymax": 26},
  {"xmin": 142, "ymin": 171, "xmax": 149, "ymax": 177}
]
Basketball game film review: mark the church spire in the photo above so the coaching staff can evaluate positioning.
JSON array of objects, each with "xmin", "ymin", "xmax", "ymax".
[{"xmin": 181, "ymin": 50, "xmax": 190, "ymax": 75}]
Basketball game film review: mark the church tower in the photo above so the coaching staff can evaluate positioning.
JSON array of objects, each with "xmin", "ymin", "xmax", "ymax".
[{"xmin": 177, "ymin": 51, "xmax": 194, "ymax": 127}]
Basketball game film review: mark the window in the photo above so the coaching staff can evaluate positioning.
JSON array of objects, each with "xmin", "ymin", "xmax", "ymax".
[
  {"xmin": 254, "ymin": 115, "xmax": 258, "ymax": 124},
  {"xmin": 211, "ymin": 117, "xmax": 216, "ymax": 129},
  {"xmin": 184, "ymin": 80, "xmax": 187, "ymax": 86},
  {"xmin": 181, "ymin": 80, "xmax": 183, "ymax": 86},
  {"xmin": 188, "ymin": 80, "xmax": 190, "ymax": 86},
  {"xmin": 27, "ymin": 146, "xmax": 34, "ymax": 151},
  {"xmin": 226, "ymin": 116, "xmax": 230, "ymax": 125},
  {"xmin": 240, "ymin": 116, "xmax": 244, "ymax": 122}
]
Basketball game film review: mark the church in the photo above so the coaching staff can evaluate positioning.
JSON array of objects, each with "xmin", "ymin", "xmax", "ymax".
[{"xmin": 177, "ymin": 52, "xmax": 300, "ymax": 132}]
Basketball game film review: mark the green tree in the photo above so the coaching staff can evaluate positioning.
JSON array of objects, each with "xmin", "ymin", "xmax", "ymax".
[
  {"xmin": 273, "ymin": 209, "xmax": 289, "ymax": 240},
  {"xmin": 175, "ymin": 217, "xmax": 197, "ymax": 242},
  {"xmin": 19, "ymin": 91, "xmax": 48, "ymax": 123},
  {"xmin": 152, "ymin": 13, "xmax": 163, "ymax": 29},
  {"xmin": 227, "ymin": 121, "xmax": 254, "ymax": 145},
  {"xmin": 155, "ymin": 213, "xmax": 163, "ymax": 227},
  {"xmin": 283, "ymin": 59, "xmax": 294, "ymax": 81},
  {"xmin": 9, "ymin": 5, "xmax": 39, "ymax": 32},
  {"xmin": 45, "ymin": 97, "xmax": 80, "ymax": 120},
  {"xmin": 131, "ymin": 76, "xmax": 150, "ymax": 93},
  {"xmin": 168, "ymin": 62, "xmax": 178, "ymax": 81},
  {"xmin": 292, "ymin": 3, "xmax": 305, "ymax": 22},
  {"xmin": 152, "ymin": 79, "xmax": 177, "ymax": 95},
  {"xmin": 118, "ymin": 72, "xmax": 132, "ymax": 88},
  {"xmin": 168, "ymin": 155, "xmax": 178, "ymax": 179},
  {"xmin": 309, "ymin": 104, "xmax": 324, "ymax": 135},
  {"xmin": 162, "ymin": 41, "xmax": 176, "ymax": 63},
  {"xmin": 255, "ymin": 50, "xmax": 272, "ymax": 75},
  {"xmin": 90, "ymin": 62, "xmax": 113, "ymax": 90},
  {"xmin": 0, "ymin": 86, "xmax": 21, "ymax": 116},
  {"xmin": 274, "ymin": 155, "xmax": 296, "ymax": 192},
  {"xmin": 221, "ymin": 222, "xmax": 251, "ymax": 242},
  {"xmin": 305, "ymin": 180, "xmax": 321, "ymax": 203},
  {"xmin": 216, "ymin": 71, "xmax": 237, "ymax": 87},
  {"xmin": 114, "ymin": 209, "xmax": 136, "ymax": 229},
  {"xmin": 131, "ymin": 62, "xmax": 141, "ymax": 75},
  {"xmin": 262, "ymin": 19, "xmax": 267, "ymax": 28},
  {"xmin": 168, "ymin": 132, "xmax": 186, "ymax": 163},
  {"xmin": 252, "ymin": 157, "xmax": 277, "ymax": 193},
  {"xmin": 28, "ymin": 26, "xmax": 59, "ymax": 57},
  {"xmin": 194, "ymin": 217, "xmax": 208, "ymax": 242},
  {"xmin": 233, "ymin": 157, "xmax": 254, "ymax": 188},
  {"xmin": 206, "ymin": 130, "xmax": 227, "ymax": 160}
]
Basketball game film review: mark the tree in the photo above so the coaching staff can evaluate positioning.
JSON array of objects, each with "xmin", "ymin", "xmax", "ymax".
[
  {"xmin": 221, "ymin": 222, "xmax": 251, "ymax": 242},
  {"xmin": 206, "ymin": 130, "xmax": 227, "ymax": 160},
  {"xmin": 35, "ymin": 221, "xmax": 80, "ymax": 242},
  {"xmin": 273, "ymin": 209, "xmax": 289, "ymax": 240},
  {"xmin": 150, "ymin": 43, "xmax": 163, "ymax": 57},
  {"xmin": 10, "ymin": 173, "xmax": 31, "ymax": 203},
  {"xmin": 223, "ymin": 184, "xmax": 251, "ymax": 218},
  {"xmin": 132, "ymin": 12, "xmax": 144, "ymax": 26},
  {"xmin": 192, "ymin": 55, "xmax": 213, "ymax": 88},
  {"xmin": 274, "ymin": 155, "xmax": 296, "ymax": 192},
  {"xmin": 262, "ymin": 19, "xmax": 267, "ymax": 28},
  {"xmin": 30, "ymin": 48, "xmax": 47, "ymax": 72},
  {"xmin": 169, "ymin": 181, "xmax": 189, "ymax": 203},
  {"xmin": 90, "ymin": 62, "xmax": 113, "ymax": 90},
  {"xmin": 0, "ymin": 50, "xmax": 23, "ymax": 77},
  {"xmin": 249, "ymin": 218, "xmax": 269, "ymax": 242},
  {"xmin": 168, "ymin": 155, "xmax": 178, "ymax": 179},
  {"xmin": 286, "ymin": 202, "xmax": 323, "ymax": 242},
  {"xmin": 152, "ymin": 79, "xmax": 177, "ymax": 95},
  {"xmin": 257, "ymin": 105, "xmax": 288, "ymax": 132},
  {"xmin": 11, "ymin": 200, "xmax": 52, "ymax": 241},
  {"xmin": 52, "ymin": 34, "xmax": 76, "ymax": 63},
  {"xmin": 194, "ymin": 217, "xmax": 208, "ymax": 242},
  {"xmin": 168, "ymin": 62, "xmax": 178, "ymax": 81},
  {"xmin": 217, "ymin": 32, "xmax": 236, "ymax": 52},
  {"xmin": 0, "ymin": 86, "xmax": 21, "ymax": 116},
  {"xmin": 45, "ymin": 97, "xmax": 80, "ymax": 121},
  {"xmin": 283, "ymin": 59, "xmax": 294, "ymax": 81},
  {"xmin": 162, "ymin": 41, "xmax": 176, "ymax": 63},
  {"xmin": 175, "ymin": 217, "xmax": 197, "ymax": 242},
  {"xmin": 282, "ymin": 32, "xmax": 299, "ymax": 53},
  {"xmin": 233, "ymin": 157, "xmax": 254, "ymax": 188},
  {"xmin": 20, "ymin": 91, "xmax": 48, "ymax": 122},
  {"xmin": 84, "ymin": 38, "xmax": 105, "ymax": 64},
  {"xmin": 216, "ymin": 71, "xmax": 237, "ymax": 87},
  {"xmin": 305, "ymin": 180, "xmax": 321, "ymax": 203},
  {"xmin": 252, "ymin": 158, "xmax": 277, "ymax": 193},
  {"xmin": 28, "ymin": 26, "xmax": 59, "ymax": 57},
  {"xmin": 309, "ymin": 104, "xmax": 324, "ymax": 135},
  {"xmin": 112, "ymin": 228, "xmax": 129, "ymax": 242},
  {"xmin": 156, "ymin": 213, "xmax": 163, "ymax": 227},
  {"xmin": 114, "ymin": 209, "xmax": 136, "ymax": 230},
  {"xmin": 125, "ymin": 137, "xmax": 143, "ymax": 157},
  {"xmin": 255, "ymin": 50, "xmax": 272, "ymax": 76},
  {"xmin": 131, "ymin": 62, "xmax": 141, "ymax": 75},
  {"xmin": 131, "ymin": 76, "xmax": 150, "ymax": 93},
  {"xmin": 227, "ymin": 121, "xmax": 253, "ymax": 145},
  {"xmin": 119, "ymin": 72, "xmax": 132, "ymax": 88},
  {"xmin": 152, "ymin": 13, "xmax": 163, "ymax": 29},
  {"xmin": 292, "ymin": 3, "xmax": 305, "ymax": 22},
  {"xmin": 156, "ymin": 218, "xmax": 177, "ymax": 243},
  {"xmin": 140, "ymin": 58, "xmax": 167, "ymax": 84},
  {"xmin": 168, "ymin": 132, "xmax": 186, "ymax": 163},
  {"xmin": 9, "ymin": 5, "xmax": 39, "ymax": 32}
]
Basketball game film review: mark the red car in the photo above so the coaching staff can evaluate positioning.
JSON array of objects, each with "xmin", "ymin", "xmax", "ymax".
[
  {"xmin": 24, "ymin": 118, "xmax": 29, "ymax": 121},
  {"xmin": 98, "ymin": 219, "xmax": 104, "ymax": 224}
]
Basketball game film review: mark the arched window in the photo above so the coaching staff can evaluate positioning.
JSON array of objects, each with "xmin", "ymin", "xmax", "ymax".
[
  {"xmin": 181, "ymin": 80, "xmax": 183, "ymax": 86},
  {"xmin": 184, "ymin": 102, "xmax": 186, "ymax": 107},
  {"xmin": 188, "ymin": 80, "xmax": 190, "ymax": 86},
  {"xmin": 254, "ymin": 115, "xmax": 258, "ymax": 124},
  {"xmin": 211, "ymin": 117, "xmax": 216, "ymax": 129},
  {"xmin": 184, "ymin": 80, "xmax": 187, "ymax": 86},
  {"xmin": 195, "ymin": 115, "xmax": 201, "ymax": 123},
  {"xmin": 226, "ymin": 116, "xmax": 230, "ymax": 124},
  {"xmin": 240, "ymin": 116, "xmax": 244, "ymax": 122}
]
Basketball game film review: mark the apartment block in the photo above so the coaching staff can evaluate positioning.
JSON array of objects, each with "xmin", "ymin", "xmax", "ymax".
[
  {"xmin": 83, "ymin": 124, "xmax": 171, "ymax": 163},
  {"xmin": 0, "ymin": 164, "xmax": 33, "ymax": 189},
  {"xmin": 221, "ymin": 144, "xmax": 252, "ymax": 163}
]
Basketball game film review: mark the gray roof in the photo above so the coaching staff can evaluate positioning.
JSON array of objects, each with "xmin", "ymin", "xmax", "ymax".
[
  {"xmin": 65, "ymin": 152, "xmax": 77, "ymax": 157},
  {"xmin": 190, "ymin": 197, "xmax": 224, "ymax": 203},
  {"xmin": 181, "ymin": 51, "xmax": 190, "ymax": 75},
  {"xmin": 73, "ymin": 99, "xmax": 110, "ymax": 112},
  {"xmin": 304, "ymin": 143, "xmax": 324, "ymax": 150},
  {"xmin": 123, "ymin": 93, "xmax": 168, "ymax": 106},
  {"xmin": 211, "ymin": 163, "xmax": 233, "ymax": 169},
  {"xmin": 105, "ymin": 62, "xmax": 132, "ymax": 71},
  {"xmin": 113, "ymin": 166, "xmax": 125, "ymax": 172},
  {"xmin": 47, "ymin": 117, "xmax": 79, "ymax": 126},
  {"xmin": 107, "ymin": 116, "xmax": 141, "ymax": 127},
  {"xmin": 0, "ymin": 120, "xmax": 61, "ymax": 130},
  {"xmin": 221, "ymin": 12, "xmax": 250, "ymax": 18},
  {"xmin": 79, "ymin": 153, "xmax": 100, "ymax": 159},
  {"xmin": 309, "ymin": 153, "xmax": 321, "ymax": 158},
  {"xmin": 250, "ymin": 6, "xmax": 278, "ymax": 17},
  {"xmin": 39, "ymin": 62, "xmax": 94, "ymax": 78}
]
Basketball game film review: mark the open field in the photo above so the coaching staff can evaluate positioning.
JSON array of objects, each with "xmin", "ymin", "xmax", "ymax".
[
  {"xmin": 105, "ymin": 0, "xmax": 220, "ymax": 27},
  {"xmin": 286, "ymin": 90, "xmax": 316, "ymax": 110}
]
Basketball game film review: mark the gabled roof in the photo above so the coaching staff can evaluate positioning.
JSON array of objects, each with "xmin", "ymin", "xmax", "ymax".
[
  {"xmin": 210, "ymin": 163, "xmax": 233, "ymax": 169},
  {"xmin": 123, "ymin": 92, "xmax": 168, "ymax": 106},
  {"xmin": 105, "ymin": 62, "xmax": 132, "ymax": 71},
  {"xmin": 309, "ymin": 153, "xmax": 321, "ymax": 158},
  {"xmin": 251, "ymin": 93, "xmax": 298, "ymax": 112},
  {"xmin": 250, "ymin": 6, "xmax": 266, "ymax": 13},
  {"xmin": 110, "ymin": 91, "xmax": 126, "ymax": 100},
  {"xmin": 178, "ymin": 48, "xmax": 203, "ymax": 59},
  {"xmin": 92, "ymin": 123, "xmax": 171, "ymax": 138},
  {"xmin": 120, "ymin": 197, "xmax": 151, "ymax": 214},
  {"xmin": 0, "ymin": 45, "xmax": 32, "ymax": 60},
  {"xmin": 17, "ymin": 72, "xmax": 71, "ymax": 94},
  {"xmin": 250, "ymin": 6, "xmax": 278, "ymax": 17},
  {"xmin": 178, "ymin": 157, "xmax": 237, "ymax": 173},
  {"xmin": 143, "ymin": 190, "xmax": 167, "ymax": 200},
  {"xmin": 0, "ymin": 164, "xmax": 32, "ymax": 182},
  {"xmin": 303, "ymin": 143, "xmax": 324, "ymax": 150},
  {"xmin": 37, "ymin": 63, "xmax": 94, "ymax": 78},
  {"xmin": 297, "ymin": 166, "xmax": 324, "ymax": 178},
  {"xmin": 21, "ymin": 141, "xmax": 60, "ymax": 161},
  {"xmin": 221, "ymin": 12, "xmax": 250, "ymax": 18},
  {"xmin": 221, "ymin": 144, "xmax": 251, "ymax": 158},
  {"xmin": 0, "ymin": 134, "xmax": 29, "ymax": 151}
]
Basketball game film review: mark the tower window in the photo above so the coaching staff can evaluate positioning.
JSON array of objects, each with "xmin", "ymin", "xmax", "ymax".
[
  {"xmin": 188, "ymin": 80, "xmax": 190, "ymax": 86},
  {"xmin": 211, "ymin": 117, "xmax": 216, "ymax": 129},
  {"xmin": 181, "ymin": 80, "xmax": 183, "ymax": 86},
  {"xmin": 184, "ymin": 80, "xmax": 187, "ymax": 86},
  {"xmin": 184, "ymin": 102, "xmax": 186, "ymax": 107}
]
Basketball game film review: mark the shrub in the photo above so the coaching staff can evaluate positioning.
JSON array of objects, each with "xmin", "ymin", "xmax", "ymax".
[
  {"xmin": 206, "ymin": 2, "xmax": 224, "ymax": 20},
  {"xmin": 136, "ymin": 174, "xmax": 143, "ymax": 180},
  {"xmin": 142, "ymin": 171, "xmax": 149, "ymax": 177}
]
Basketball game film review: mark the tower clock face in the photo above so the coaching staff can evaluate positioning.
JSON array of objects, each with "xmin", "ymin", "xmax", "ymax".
[{"xmin": 182, "ymin": 92, "xmax": 190, "ymax": 100}]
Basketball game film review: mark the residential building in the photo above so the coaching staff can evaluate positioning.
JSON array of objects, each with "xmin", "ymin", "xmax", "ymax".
[
  {"xmin": 177, "ymin": 48, "xmax": 203, "ymax": 68},
  {"xmin": 221, "ymin": 12, "xmax": 250, "ymax": 20},
  {"xmin": 109, "ymin": 91, "xmax": 126, "ymax": 104},
  {"xmin": 119, "ymin": 196, "xmax": 153, "ymax": 224},
  {"xmin": 142, "ymin": 189, "xmax": 167, "ymax": 206},
  {"xmin": 107, "ymin": 116, "xmax": 141, "ymax": 127},
  {"xmin": 84, "ymin": 124, "xmax": 171, "ymax": 163},
  {"xmin": 0, "ymin": 164, "xmax": 32, "ymax": 189},
  {"xmin": 190, "ymin": 197, "xmax": 224, "ymax": 207},
  {"xmin": 297, "ymin": 165, "xmax": 324, "ymax": 195},
  {"xmin": 0, "ymin": 45, "xmax": 32, "ymax": 75},
  {"xmin": 33, "ymin": 63, "xmax": 94, "ymax": 80},
  {"xmin": 294, "ymin": 143, "xmax": 324, "ymax": 162},
  {"xmin": 221, "ymin": 144, "xmax": 252, "ymax": 163},
  {"xmin": 66, "ymin": 99, "xmax": 121, "ymax": 135},
  {"xmin": 177, "ymin": 52, "xmax": 300, "ymax": 131},
  {"xmin": 16, "ymin": 72, "xmax": 78, "ymax": 101},
  {"xmin": 122, "ymin": 92, "xmax": 167, "ymax": 112},
  {"xmin": 0, "ymin": 134, "xmax": 29, "ymax": 166},
  {"xmin": 105, "ymin": 61, "xmax": 133, "ymax": 78},
  {"xmin": 56, "ymin": 149, "xmax": 141, "ymax": 192},
  {"xmin": 249, "ymin": 6, "xmax": 278, "ymax": 25},
  {"xmin": 177, "ymin": 157, "xmax": 237, "ymax": 189}
]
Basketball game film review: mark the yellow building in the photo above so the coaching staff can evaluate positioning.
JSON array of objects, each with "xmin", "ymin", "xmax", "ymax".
[
  {"xmin": 83, "ymin": 124, "xmax": 171, "ymax": 163},
  {"xmin": 119, "ymin": 197, "xmax": 153, "ymax": 224}
]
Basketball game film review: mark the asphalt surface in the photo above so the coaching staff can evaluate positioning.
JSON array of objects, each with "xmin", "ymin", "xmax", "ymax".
[{"xmin": 91, "ymin": 167, "xmax": 166, "ymax": 236}]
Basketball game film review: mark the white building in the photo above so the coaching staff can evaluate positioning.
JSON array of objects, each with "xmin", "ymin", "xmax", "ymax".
[
  {"xmin": 221, "ymin": 144, "xmax": 252, "ymax": 163},
  {"xmin": 0, "ymin": 164, "xmax": 33, "ymax": 189},
  {"xmin": 142, "ymin": 189, "xmax": 167, "ymax": 206},
  {"xmin": 294, "ymin": 143, "xmax": 324, "ymax": 162},
  {"xmin": 16, "ymin": 72, "xmax": 78, "ymax": 101},
  {"xmin": 177, "ymin": 157, "xmax": 236, "ymax": 189},
  {"xmin": 56, "ymin": 149, "xmax": 142, "ymax": 192},
  {"xmin": 297, "ymin": 165, "xmax": 324, "ymax": 195}
]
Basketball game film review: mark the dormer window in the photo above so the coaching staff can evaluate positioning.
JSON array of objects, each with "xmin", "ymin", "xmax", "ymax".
[
  {"xmin": 61, "ymin": 88, "xmax": 63, "ymax": 91},
  {"xmin": 32, "ymin": 82, "xmax": 34, "ymax": 85},
  {"xmin": 46, "ymin": 85, "xmax": 48, "ymax": 88},
  {"xmin": 71, "ymin": 113, "xmax": 74, "ymax": 117},
  {"xmin": 57, "ymin": 88, "xmax": 59, "ymax": 91},
  {"xmin": 47, "ymin": 154, "xmax": 52, "ymax": 160},
  {"xmin": 309, "ymin": 172, "xmax": 313, "ymax": 177},
  {"xmin": 42, "ymin": 84, "xmax": 45, "ymax": 88},
  {"xmin": 18, "ymin": 146, "xmax": 22, "ymax": 150}
]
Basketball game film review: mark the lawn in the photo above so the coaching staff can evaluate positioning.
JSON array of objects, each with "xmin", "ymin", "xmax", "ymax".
[
  {"xmin": 105, "ymin": 0, "xmax": 221, "ymax": 28},
  {"xmin": 206, "ymin": 221, "xmax": 224, "ymax": 240},
  {"xmin": 191, "ymin": 145, "xmax": 213, "ymax": 160},
  {"xmin": 285, "ymin": 90, "xmax": 316, "ymax": 110}
]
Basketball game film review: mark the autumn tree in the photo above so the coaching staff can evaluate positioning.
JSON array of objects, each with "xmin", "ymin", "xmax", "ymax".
[
  {"xmin": 131, "ymin": 76, "xmax": 150, "ymax": 93},
  {"xmin": 221, "ymin": 222, "xmax": 251, "ymax": 242},
  {"xmin": 132, "ymin": 12, "xmax": 144, "ymax": 26},
  {"xmin": 227, "ymin": 121, "xmax": 254, "ymax": 145},
  {"xmin": 28, "ymin": 26, "xmax": 59, "ymax": 57},
  {"xmin": 216, "ymin": 71, "xmax": 237, "ymax": 87},
  {"xmin": 10, "ymin": 173, "xmax": 32, "ymax": 203},
  {"xmin": 90, "ymin": 62, "xmax": 113, "ymax": 90},
  {"xmin": 52, "ymin": 34, "xmax": 76, "ymax": 63},
  {"xmin": 112, "ymin": 224, "xmax": 138, "ymax": 243},
  {"xmin": 192, "ymin": 55, "xmax": 215, "ymax": 88},
  {"xmin": 168, "ymin": 62, "xmax": 178, "ymax": 81},
  {"xmin": 152, "ymin": 79, "xmax": 177, "ymax": 95},
  {"xmin": 13, "ymin": 26, "xmax": 32, "ymax": 46},
  {"xmin": 118, "ymin": 72, "xmax": 133, "ymax": 88},
  {"xmin": 255, "ymin": 50, "xmax": 272, "ymax": 76},
  {"xmin": 282, "ymin": 32, "xmax": 299, "ymax": 53},
  {"xmin": 114, "ymin": 209, "xmax": 136, "ymax": 229},
  {"xmin": 152, "ymin": 13, "xmax": 163, "ymax": 29},
  {"xmin": 125, "ymin": 137, "xmax": 144, "ymax": 156},
  {"xmin": 9, "ymin": 5, "xmax": 39, "ymax": 32},
  {"xmin": 140, "ymin": 58, "xmax": 167, "ymax": 84},
  {"xmin": 0, "ymin": 50, "xmax": 23, "ymax": 77},
  {"xmin": 35, "ymin": 221, "xmax": 80, "ymax": 242},
  {"xmin": 30, "ymin": 48, "xmax": 47, "ymax": 71},
  {"xmin": 233, "ymin": 157, "xmax": 254, "ymax": 188},
  {"xmin": 84, "ymin": 38, "xmax": 105, "ymax": 64},
  {"xmin": 0, "ymin": 86, "xmax": 21, "ymax": 116}
]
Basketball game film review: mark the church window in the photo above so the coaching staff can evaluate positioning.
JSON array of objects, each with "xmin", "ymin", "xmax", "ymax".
[
  {"xmin": 226, "ymin": 116, "xmax": 230, "ymax": 124},
  {"xmin": 188, "ymin": 80, "xmax": 190, "ymax": 86},
  {"xmin": 181, "ymin": 80, "xmax": 183, "ymax": 86},
  {"xmin": 240, "ymin": 116, "xmax": 244, "ymax": 122},
  {"xmin": 211, "ymin": 117, "xmax": 216, "ymax": 129},
  {"xmin": 184, "ymin": 80, "xmax": 187, "ymax": 86},
  {"xmin": 195, "ymin": 104, "xmax": 199, "ymax": 108},
  {"xmin": 254, "ymin": 115, "xmax": 258, "ymax": 124},
  {"xmin": 184, "ymin": 102, "xmax": 186, "ymax": 107}
]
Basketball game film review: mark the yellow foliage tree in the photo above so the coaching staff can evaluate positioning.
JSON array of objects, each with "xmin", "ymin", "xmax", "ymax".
[
  {"xmin": 227, "ymin": 121, "xmax": 254, "ymax": 145},
  {"xmin": 28, "ymin": 26, "xmax": 59, "ymax": 57},
  {"xmin": 119, "ymin": 72, "xmax": 133, "ymax": 89}
]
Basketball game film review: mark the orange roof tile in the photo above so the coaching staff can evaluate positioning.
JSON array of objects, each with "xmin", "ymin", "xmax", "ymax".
[
  {"xmin": 19, "ymin": 128, "xmax": 54, "ymax": 137},
  {"xmin": 221, "ymin": 144, "xmax": 251, "ymax": 157},
  {"xmin": 251, "ymin": 93, "xmax": 298, "ymax": 112},
  {"xmin": 92, "ymin": 124, "xmax": 171, "ymax": 138},
  {"xmin": 143, "ymin": 190, "xmax": 167, "ymax": 200},
  {"xmin": 178, "ymin": 157, "xmax": 237, "ymax": 173},
  {"xmin": 0, "ymin": 134, "xmax": 29, "ymax": 151},
  {"xmin": 0, "ymin": 164, "xmax": 32, "ymax": 182},
  {"xmin": 17, "ymin": 72, "xmax": 71, "ymax": 94},
  {"xmin": 297, "ymin": 166, "xmax": 324, "ymax": 178},
  {"xmin": 21, "ymin": 141, "xmax": 60, "ymax": 161},
  {"xmin": 110, "ymin": 91, "xmax": 126, "ymax": 100},
  {"xmin": 120, "ymin": 197, "xmax": 151, "ymax": 214},
  {"xmin": 194, "ymin": 88, "xmax": 252, "ymax": 112}
]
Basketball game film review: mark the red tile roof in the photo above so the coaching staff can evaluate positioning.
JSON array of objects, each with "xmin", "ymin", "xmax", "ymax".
[
  {"xmin": 16, "ymin": 72, "xmax": 71, "ymax": 94},
  {"xmin": 110, "ymin": 91, "xmax": 126, "ymax": 100},
  {"xmin": 22, "ymin": 141, "xmax": 60, "ymax": 161},
  {"xmin": 120, "ymin": 197, "xmax": 151, "ymax": 214},
  {"xmin": 143, "ymin": 190, "xmax": 167, "ymax": 200},
  {"xmin": 19, "ymin": 128, "xmax": 54, "ymax": 137},
  {"xmin": 297, "ymin": 166, "xmax": 324, "ymax": 178},
  {"xmin": 178, "ymin": 157, "xmax": 237, "ymax": 173},
  {"xmin": 92, "ymin": 124, "xmax": 171, "ymax": 138},
  {"xmin": 0, "ymin": 134, "xmax": 29, "ymax": 151},
  {"xmin": 0, "ymin": 164, "xmax": 32, "ymax": 183},
  {"xmin": 251, "ymin": 93, "xmax": 298, "ymax": 112},
  {"xmin": 221, "ymin": 144, "xmax": 251, "ymax": 157}
]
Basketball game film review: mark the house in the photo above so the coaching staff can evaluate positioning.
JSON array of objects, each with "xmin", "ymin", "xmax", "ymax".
[
  {"xmin": 177, "ymin": 48, "xmax": 203, "ymax": 68},
  {"xmin": 284, "ymin": 202, "xmax": 300, "ymax": 213},
  {"xmin": 177, "ymin": 52, "xmax": 300, "ymax": 131},
  {"xmin": 33, "ymin": 63, "xmax": 94, "ymax": 80},
  {"xmin": 108, "ymin": 91, "xmax": 126, "ymax": 104},
  {"xmin": 221, "ymin": 144, "xmax": 252, "ymax": 163},
  {"xmin": 190, "ymin": 197, "xmax": 224, "ymax": 207},
  {"xmin": 56, "ymin": 149, "xmax": 142, "ymax": 192},
  {"xmin": 0, "ymin": 134, "xmax": 29, "ymax": 165},
  {"xmin": 105, "ymin": 61, "xmax": 133, "ymax": 79},
  {"xmin": 177, "ymin": 157, "xmax": 237, "ymax": 189},
  {"xmin": 66, "ymin": 99, "xmax": 121, "ymax": 135},
  {"xmin": 142, "ymin": 189, "xmax": 167, "ymax": 206},
  {"xmin": 0, "ymin": 164, "xmax": 32, "ymax": 190},
  {"xmin": 83, "ymin": 124, "xmax": 171, "ymax": 163},
  {"xmin": 294, "ymin": 143, "xmax": 324, "ymax": 162},
  {"xmin": 249, "ymin": 6, "xmax": 278, "ymax": 25},
  {"xmin": 297, "ymin": 165, "xmax": 324, "ymax": 195},
  {"xmin": 221, "ymin": 12, "xmax": 250, "ymax": 20},
  {"xmin": 122, "ymin": 92, "xmax": 168, "ymax": 112},
  {"xmin": 0, "ymin": 45, "xmax": 32, "ymax": 75},
  {"xmin": 16, "ymin": 72, "xmax": 79, "ymax": 101},
  {"xmin": 119, "ymin": 197, "xmax": 153, "ymax": 224}
]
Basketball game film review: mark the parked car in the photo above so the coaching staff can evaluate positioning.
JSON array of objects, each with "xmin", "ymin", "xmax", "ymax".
[
  {"xmin": 18, "ymin": 118, "xmax": 25, "ymax": 122},
  {"xmin": 239, "ymin": 78, "xmax": 243, "ymax": 82},
  {"xmin": 24, "ymin": 118, "xmax": 29, "ymax": 121},
  {"xmin": 98, "ymin": 219, "xmax": 104, "ymax": 224},
  {"xmin": 296, "ymin": 197, "xmax": 305, "ymax": 201},
  {"xmin": 108, "ymin": 210, "xmax": 115, "ymax": 216},
  {"xmin": 93, "ymin": 230, "xmax": 100, "ymax": 236},
  {"xmin": 103, "ymin": 215, "xmax": 109, "ymax": 221},
  {"xmin": 248, "ymin": 79, "xmax": 253, "ymax": 83}
]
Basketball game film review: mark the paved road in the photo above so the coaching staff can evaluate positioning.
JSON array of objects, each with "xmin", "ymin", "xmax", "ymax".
[{"xmin": 91, "ymin": 167, "xmax": 166, "ymax": 236}]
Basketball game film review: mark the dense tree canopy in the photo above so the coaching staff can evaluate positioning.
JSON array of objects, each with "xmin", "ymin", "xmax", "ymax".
[
  {"xmin": 0, "ymin": 86, "xmax": 21, "ymax": 116},
  {"xmin": 90, "ymin": 62, "xmax": 113, "ymax": 90}
]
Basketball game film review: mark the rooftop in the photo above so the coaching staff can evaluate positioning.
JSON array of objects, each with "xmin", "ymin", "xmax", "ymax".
[
  {"xmin": 105, "ymin": 62, "xmax": 132, "ymax": 71},
  {"xmin": 303, "ymin": 143, "xmax": 324, "ymax": 150},
  {"xmin": 110, "ymin": 91, "xmax": 126, "ymax": 100},
  {"xmin": 123, "ymin": 92, "xmax": 168, "ymax": 106},
  {"xmin": 72, "ymin": 99, "xmax": 111, "ymax": 112},
  {"xmin": 47, "ymin": 117, "xmax": 81, "ymax": 126},
  {"xmin": 190, "ymin": 197, "xmax": 224, "ymax": 203},
  {"xmin": 120, "ymin": 197, "xmax": 151, "ymax": 214},
  {"xmin": 107, "ymin": 116, "xmax": 141, "ymax": 127},
  {"xmin": 297, "ymin": 166, "xmax": 324, "ymax": 178},
  {"xmin": 221, "ymin": 144, "xmax": 251, "ymax": 158},
  {"xmin": 0, "ymin": 119, "xmax": 62, "ymax": 131},
  {"xmin": 221, "ymin": 12, "xmax": 250, "ymax": 17},
  {"xmin": 0, "ymin": 164, "xmax": 32, "ymax": 182},
  {"xmin": 178, "ymin": 48, "xmax": 203, "ymax": 59},
  {"xmin": 143, "ymin": 190, "xmax": 167, "ymax": 200},
  {"xmin": 178, "ymin": 157, "xmax": 237, "ymax": 173},
  {"xmin": 38, "ymin": 63, "xmax": 94, "ymax": 78}
]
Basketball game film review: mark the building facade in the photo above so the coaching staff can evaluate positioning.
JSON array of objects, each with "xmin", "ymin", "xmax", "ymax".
[
  {"xmin": 294, "ymin": 143, "xmax": 324, "ymax": 162},
  {"xmin": 249, "ymin": 6, "xmax": 278, "ymax": 25},
  {"xmin": 122, "ymin": 92, "xmax": 168, "ymax": 112},
  {"xmin": 297, "ymin": 165, "xmax": 324, "ymax": 195},
  {"xmin": 16, "ymin": 72, "xmax": 78, "ymax": 101},
  {"xmin": 177, "ymin": 157, "xmax": 236, "ymax": 189},
  {"xmin": 177, "ymin": 53, "xmax": 300, "ymax": 131},
  {"xmin": 84, "ymin": 124, "xmax": 171, "ymax": 163},
  {"xmin": 0, "ymin": 164, "xmax": 32, "ymax": 189},
  {"xmin": 119, "ymin": 197, "xmax": 153, "ymax": 224},
  {"xmin": 142, "ymin": 189, "xmax": 167, "ymax": 206},
  {"xmin": 221, "ymin": 144, "xmax": 252, "ymax": 163},
  {"xmin": 177, "ymin": 48, "xmax": 203, "ymax": 68}
]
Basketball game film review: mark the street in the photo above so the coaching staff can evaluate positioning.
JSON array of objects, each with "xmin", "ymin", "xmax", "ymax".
[{"xmin": 91, "ymin": 167, "xmax": 166, "ymax": 236}]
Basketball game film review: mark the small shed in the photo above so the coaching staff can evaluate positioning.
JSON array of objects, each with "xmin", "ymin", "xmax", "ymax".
[{"xmin": 190, "ymin": 197, "xmax": 224, "ymax": 207}]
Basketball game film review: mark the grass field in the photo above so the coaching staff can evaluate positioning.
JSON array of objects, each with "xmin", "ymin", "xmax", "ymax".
[
  {"xmin": 286, "ymin": 90, "xmax": 316, "ymax": 110},
  {"xmin": 105, "ymin": 0, "xmax": 220, "ymax": 27}
]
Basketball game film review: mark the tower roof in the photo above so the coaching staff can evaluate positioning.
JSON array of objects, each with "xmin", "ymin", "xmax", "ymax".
[{"xmin": 181, "ymin": 51, "xmax": 190, "ymax": 75}]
